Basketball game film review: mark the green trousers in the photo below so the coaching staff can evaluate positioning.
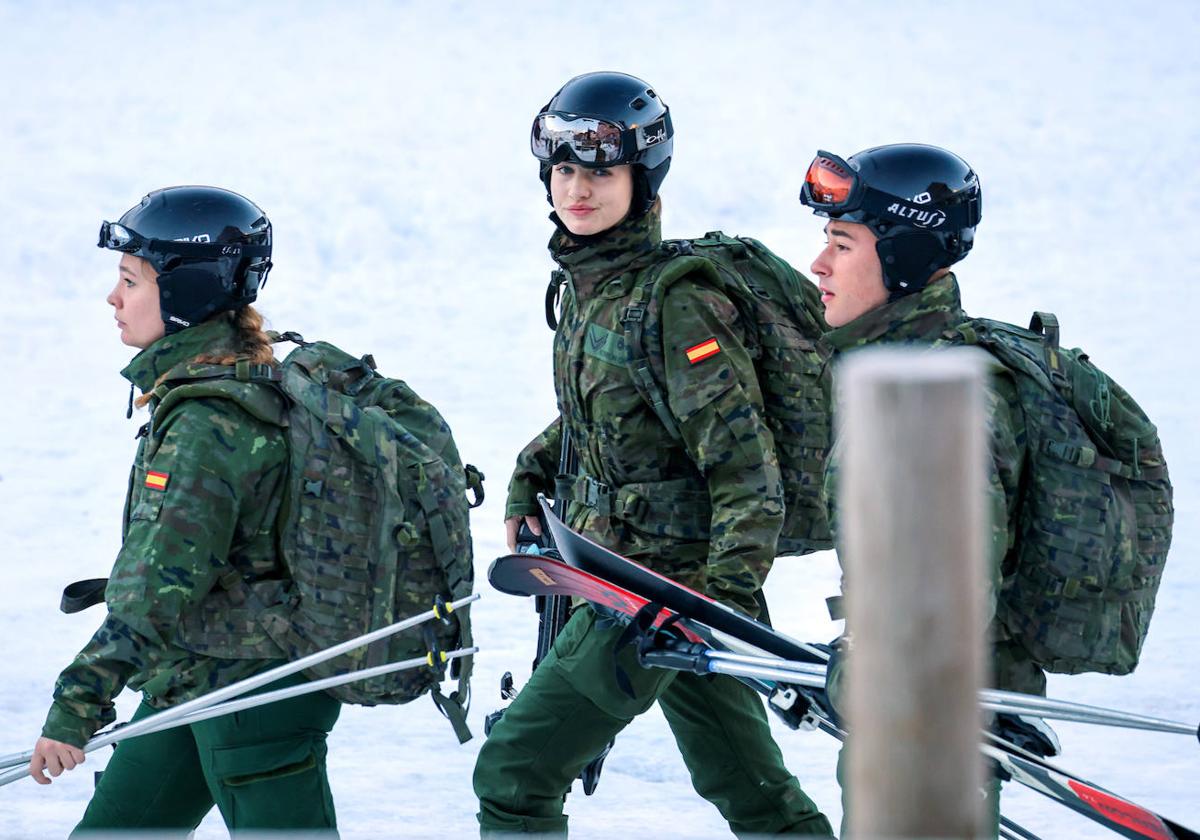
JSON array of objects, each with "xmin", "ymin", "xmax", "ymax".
[
  {"xmin": 474, "ymin": 607, "xmax": 833, "ymax": 837},
  {"xmin": 73, "ymin": 672, "xmax": 341, "ymax": 836}
]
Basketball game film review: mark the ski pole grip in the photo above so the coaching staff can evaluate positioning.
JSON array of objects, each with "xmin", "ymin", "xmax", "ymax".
[
  {"xmin": 639, "ymin": 646, "xmax": 710, "ymax": 676},
  {"xmin": 61, "ymin": 578, "xmax": 108, "ymax": 614}
]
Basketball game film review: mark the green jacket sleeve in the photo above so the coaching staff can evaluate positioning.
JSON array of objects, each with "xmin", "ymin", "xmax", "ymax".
[
  {"xmin": 506, "ymin": 415, "xmax": 563, "ymax": 519},
  {"xmin": 42, "ymin": 400, "xmax": 287, "ymax": 747},
  {"xmin": 660, "ymin": 278, "xmax": 783, "ymax": 617}
]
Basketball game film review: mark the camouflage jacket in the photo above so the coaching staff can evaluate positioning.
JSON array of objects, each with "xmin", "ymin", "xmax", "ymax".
[
  {"xmin": 820, "ymin": 275, "xmax": 1027, "ymax": 627},
  {"xmin": 42, "ymin": 317, "xmax": 289, "ymax": 747},
  {"xmin": 507, "ymin": 204, "xmax": 784, "ymax": 616}
]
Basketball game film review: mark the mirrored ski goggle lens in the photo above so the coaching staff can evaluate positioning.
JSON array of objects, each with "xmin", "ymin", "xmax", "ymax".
[
  {"xmin": 98, "ymin": 221, "xmax": 139, "ymax": 251},
  {"xmin": 804, "ymin": 156, "xmax": 856, "ymax": 206},
  {"xmin": 531, "ymin": 114, "xmax": 624, "ymax": 164}
]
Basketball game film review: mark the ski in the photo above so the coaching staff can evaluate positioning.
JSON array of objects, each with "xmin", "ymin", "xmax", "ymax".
[
  {"xmin": 491, "ymin": 524, "xmax": 1200, "ymax": 840},
  {"xmin": 534, "ymin": 494, "xmax": 827, "ymax": 665},
  {"xmin": 490, "ymin": 552, "xmax": 723, "ymax": 649},
  {"xmin": 983, "ymin": 733, "xmax": 1199, "ymax": 840},
  {"xmin": 488, "ymin": 551, "xmax": 828, "ymax": 730}
]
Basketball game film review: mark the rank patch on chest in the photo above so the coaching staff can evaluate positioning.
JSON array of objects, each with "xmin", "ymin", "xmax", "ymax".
[
  {"xmin": 685, "ymin": 338, "xmax": 721, "ymax": 365},
  {"xmin": 145, "ymin": 471, "xmax": 170, "ymax": 491},
  {"xmin": 584, "ymin": 322, "xmax": 627, "ymax": 367}
]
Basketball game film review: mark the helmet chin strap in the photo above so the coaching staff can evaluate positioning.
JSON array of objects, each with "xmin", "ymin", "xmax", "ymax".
[{"xmin": 875, "ymin": 231, "xmax": 955, "ymax": 302}]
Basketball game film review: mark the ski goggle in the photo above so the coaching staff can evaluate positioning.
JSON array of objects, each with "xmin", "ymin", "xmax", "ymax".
[
  {"xmin": 799, "ymin": 150, "xmax": 981, "ymax": 231},
  {"xmin": 98, "ymin": 220, "xmax": 148, "ymax": 253},
  {"xmin": 531, "ymin": 111, "xmax": 670, "ymax": 165},
  {"xmin": 800, "ymin": 151, "xmax": 869, "ymax": 213},
  {"xmin": 98, "ymin": 220, "xmax": 270, "ymax": 261}
]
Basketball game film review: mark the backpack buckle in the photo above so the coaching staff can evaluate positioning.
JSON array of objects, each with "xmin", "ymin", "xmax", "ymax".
[
  {"xmin": 617, "ymin": 492, "xmax": 649, "ymax": 523},
  {"xmin": 583, "ymin": 476, "xmax": 613, "ymax": 516}
]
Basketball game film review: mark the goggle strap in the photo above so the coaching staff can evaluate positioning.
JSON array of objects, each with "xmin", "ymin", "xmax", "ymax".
[
  {"xmin": 857, "ymin": 189, "xmax": 979, "ymax": 230},
  {"xmin": 144, "ymin": 239, "xmax": 271, "ymax": 259}
]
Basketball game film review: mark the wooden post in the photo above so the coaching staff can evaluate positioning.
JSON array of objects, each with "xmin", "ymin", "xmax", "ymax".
[{"xmin": 839, "ymin": 348, "xmax": 989, "ymax": 838}]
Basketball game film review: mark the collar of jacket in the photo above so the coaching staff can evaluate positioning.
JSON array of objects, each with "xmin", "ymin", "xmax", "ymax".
[
  {"xmin": 548, "ymin": 199, "xmax": 664, "ymax": 300},
  {"xmin": 121, "ymin": 316, "xmax": 240, "ymax": 395},
  {"xmin": 821, "ymin": 273, "xmax": 967, "ymax": 355}
]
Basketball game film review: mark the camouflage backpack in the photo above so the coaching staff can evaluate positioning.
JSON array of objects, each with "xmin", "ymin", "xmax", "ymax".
[
  {"xmin": 945, "ymin": 313, "xmax": 1173, "ymax": 675},
  {"xmin": 622, "ymin": 231, "xmax": 833, "ymax": 556},
  {"xmin": 156, "ymin": 333, "xmax": 482, "ymax": 740}
]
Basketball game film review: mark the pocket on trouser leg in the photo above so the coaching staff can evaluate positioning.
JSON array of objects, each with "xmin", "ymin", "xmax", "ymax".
[
  {"xmin": 552, "ymin": 607, "xmax": 677, "ymax": 719},
  {"xmin": 206, "ymin": 736, "xmax": 337, "ymax": 831}
]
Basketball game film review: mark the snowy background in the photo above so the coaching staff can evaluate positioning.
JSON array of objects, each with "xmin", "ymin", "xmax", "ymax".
[{"xmin": 1, "ymin": 0, "xmax": 1197, "ymax": 837}]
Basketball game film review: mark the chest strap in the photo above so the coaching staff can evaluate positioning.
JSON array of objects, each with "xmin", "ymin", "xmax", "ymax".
[{"xmin": 555, "ymin": 473, "xmax": 712, "ymax": 538}]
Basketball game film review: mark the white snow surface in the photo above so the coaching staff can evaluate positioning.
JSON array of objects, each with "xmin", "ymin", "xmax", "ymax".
[{"xmin": 1, "ymin": 1, "xmax": 1197, "ymax": 837}]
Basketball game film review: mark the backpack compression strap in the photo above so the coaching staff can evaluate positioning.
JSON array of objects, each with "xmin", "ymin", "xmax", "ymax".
[
  {"xmin": 394, "ymin": 461, "xmax": 474, "ymax": 743},
  {"xmin": 620, "ymin": 247, "xmax": 721, "ymax": 442}
]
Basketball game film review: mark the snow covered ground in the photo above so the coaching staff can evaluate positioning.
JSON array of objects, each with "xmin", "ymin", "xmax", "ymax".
[{"xmin": 1, "ymin": 1, "xmax": 1197, "ymax": 836}]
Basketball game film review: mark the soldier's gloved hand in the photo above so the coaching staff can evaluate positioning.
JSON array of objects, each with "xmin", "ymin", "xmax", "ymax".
[
  {"xmin": 823, "ymin": 635, "xmax": 851, "ymax": 724},
  {"xmin": 504, "ymin": 515, "xmax": 542, "ymax": 553},
  {"xmin": 29, "ymin": 737, "xmax": 85, "ymax": 785}
]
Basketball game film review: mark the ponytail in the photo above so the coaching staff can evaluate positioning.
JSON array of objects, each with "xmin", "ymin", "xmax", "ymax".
[
  {"xmin": 191, "ymin": 306, "xmax": 277, "ymax": 367},
  {"xmin": 133, "ymin": 306, "xmax": 276, "ymax": 409}
]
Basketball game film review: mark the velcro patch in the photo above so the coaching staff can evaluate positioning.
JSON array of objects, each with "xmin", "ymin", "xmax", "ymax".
[
  {"xmin": 685, "ymin": 338, "xmax": 721, "ymax": 365},
  {"xmin": 584, "ymin": 322, "xmax": 627, "ymax": 367},
  {"xmin": 145, "ymin": 471, "xmax": 169, "ymax": 491}
]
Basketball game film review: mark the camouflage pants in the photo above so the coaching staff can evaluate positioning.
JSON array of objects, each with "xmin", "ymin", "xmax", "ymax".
[
  {"xmin": 473, "ymin": 606, "xmax": 833, "ymax": 837},
  {"xmin": 72, "ymin": 671, "xmax": 341, "ymax": 836}
]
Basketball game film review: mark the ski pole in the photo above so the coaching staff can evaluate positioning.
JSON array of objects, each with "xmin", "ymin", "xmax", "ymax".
[
  {"xmin": 642, "ymin": 646, "xmax": 1199, "ymax": 741},
  {"xmin": 0, "ymin": 644, "xmax": 479, "ymax": 789},
  {"xmin": 981, "ymin": 687, "xmax": 1199, "ymax": 741},
  {"xmin": 701, "ymin": 649, "xmax": 827, "ymax": 679},
  {"xmin": 130, "ymin": 647, "xmax": 476, "ymax": 738},
  {"xmin": 0, "ymin": 593, "xmax": 478, "ymax": 777}
]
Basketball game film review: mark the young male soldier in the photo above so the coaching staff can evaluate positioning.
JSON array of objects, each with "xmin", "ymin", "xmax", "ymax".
[
  {"xmin": 800, "ymin": 143, "xmax": 1042, "ymax": 834},
  {"xmin": 473, "ymin": 71, "xmax": 833, "ymax": 836}
]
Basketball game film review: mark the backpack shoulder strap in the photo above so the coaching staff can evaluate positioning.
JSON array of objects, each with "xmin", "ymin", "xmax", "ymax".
[
  {"xmin": 151, "ymin": 361, "xmax": 287, "ymax": 429},
  {"xmin": 621, "ymin": 243, "xmax": 721, "ymax": 440}
]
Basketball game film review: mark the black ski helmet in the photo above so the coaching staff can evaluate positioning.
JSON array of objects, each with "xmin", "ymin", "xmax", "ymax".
[
  {"xmin": 99, "ymin": 186, "xmax": 272, "ymax": 334},
  {"xmin": 531, "ymin": 71, "xmax": 674, "ymax": 217},
  {"xmin": 800, "ymin": 144, "xmax": 982, "ymax": 297}
]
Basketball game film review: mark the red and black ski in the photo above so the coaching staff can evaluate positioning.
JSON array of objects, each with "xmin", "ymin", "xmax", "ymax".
[
  {"xmin": 982, "ymin": 733, "xmax": 1199, "ymax": 840},
  {"xmin": 488, "ymin": 552, "xmax": 709, "ymax": 647},
  {"xmin": 535, "ymin": 495, "xmax": 827, "ymax": 665}
]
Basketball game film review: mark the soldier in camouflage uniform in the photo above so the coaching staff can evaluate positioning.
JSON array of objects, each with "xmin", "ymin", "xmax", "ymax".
[
  {"xmin": 28, "ymin": 187, "xmax": 341, "ymax": 835},
  {"xmin": 473, "ymin": 72, "xmax": 833, "ymax": 837},
  {"xmin": 800, "ymin": 144, "xmax": 1043, "ymax": 835}
]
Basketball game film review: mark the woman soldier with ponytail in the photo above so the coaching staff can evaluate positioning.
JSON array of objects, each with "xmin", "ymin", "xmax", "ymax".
[{"xmin": 28, "ymin": 187, "xmax": 341, "ymax": 835}]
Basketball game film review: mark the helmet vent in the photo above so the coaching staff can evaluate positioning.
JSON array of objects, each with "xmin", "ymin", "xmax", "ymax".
[{"xmin": 630, "ymin": 96, "xmax": 647, "ymax": 110}]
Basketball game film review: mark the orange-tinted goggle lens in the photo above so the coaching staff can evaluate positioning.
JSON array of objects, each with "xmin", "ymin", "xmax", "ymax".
[{"xmin": 804, "ymin": 156, "xmax": 856, "ymax": 205}]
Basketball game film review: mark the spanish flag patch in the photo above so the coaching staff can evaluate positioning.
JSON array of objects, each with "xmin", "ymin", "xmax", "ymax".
[
  {"xmin": 145, "ymin": 471, "xmax": 169, "ymax": 492},
  {"xmin": 685, "ymin": 338, "xmax": 721, "ymax": 365}
]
